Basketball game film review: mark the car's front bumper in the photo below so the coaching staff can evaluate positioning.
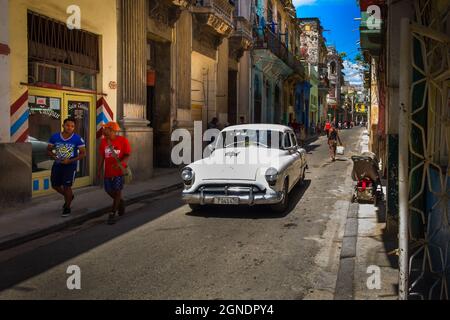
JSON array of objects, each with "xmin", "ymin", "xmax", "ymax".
[{"xmin": 182, "ymin": 186, "xmax": 284, "ymax": 206}]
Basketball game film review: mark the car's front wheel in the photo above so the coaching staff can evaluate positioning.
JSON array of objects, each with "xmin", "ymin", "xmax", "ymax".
[{"xmin": 271, "ymin": 179, "xmax": 289, "ymax": 213}]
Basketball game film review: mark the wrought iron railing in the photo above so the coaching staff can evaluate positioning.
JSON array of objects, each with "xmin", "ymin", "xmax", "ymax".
[{"xmin": 254, "ymin": 26, "xmax": 303, "ymax": 74}]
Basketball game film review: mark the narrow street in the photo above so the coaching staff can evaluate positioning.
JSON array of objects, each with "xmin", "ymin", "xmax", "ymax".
[{"xmin": 0, "ymin": 128, "xmax": 364, "ymax": 300}]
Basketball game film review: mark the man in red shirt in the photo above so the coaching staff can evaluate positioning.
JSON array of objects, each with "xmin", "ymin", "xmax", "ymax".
[{"xmin": 97, "ymin": 122, "xmax": 131, "ymax": 225}]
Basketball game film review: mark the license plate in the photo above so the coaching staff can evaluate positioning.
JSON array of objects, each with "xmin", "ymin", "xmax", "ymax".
[{"xmin": 214, "ymin": 197, "xmax": 239, "ymax": 205}]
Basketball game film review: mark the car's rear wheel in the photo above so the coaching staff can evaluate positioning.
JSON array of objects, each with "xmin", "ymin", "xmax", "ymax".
[{"xmin": 271, "ymin": 179, "xmax": 289, "ymax": 213}]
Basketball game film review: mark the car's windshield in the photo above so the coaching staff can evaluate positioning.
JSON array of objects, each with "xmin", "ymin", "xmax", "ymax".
[{"xmin": 215, "ymin": 129, "xmax": 284, "ymax": 149}]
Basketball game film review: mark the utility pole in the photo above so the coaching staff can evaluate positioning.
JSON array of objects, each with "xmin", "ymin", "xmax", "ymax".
[{"xmin": 398, "ymin": 18, "xmax": 411, "ymax": 300}]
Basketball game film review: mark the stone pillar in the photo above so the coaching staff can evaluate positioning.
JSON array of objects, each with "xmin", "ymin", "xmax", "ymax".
[
  {"xmin": 238, "ymin": 51, "xmax": 250, "ymax": 122},
  {"xmin": 216, "ymin": 38, "xmax": 229, "ymax": 125},
  {"xmin": 173, "ymin": 10, "xmax": 192, "ymax": 129},
  {"xmin": 119, "ymin": 0, "xmax": 153, "ymax": 179}
]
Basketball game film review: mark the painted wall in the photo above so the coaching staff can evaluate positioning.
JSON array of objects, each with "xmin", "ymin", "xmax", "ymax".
[
  {"xmin": 298, "ymin": 19, "xmax": 320, "ymax": 65},
  {"xmin": 8, "ymin": 0, "xmax": 118, "ymax": 126},
  {"xmin": 0, "ymin": 0, "xmax": 10, "ymax": 143},
  {"xmin": 191, "ymin": 51, "xmax": 217, "ymax": 128},
  {"xmin": 309, "ymin": 65, "xmax": 319, "ymax": 125}
]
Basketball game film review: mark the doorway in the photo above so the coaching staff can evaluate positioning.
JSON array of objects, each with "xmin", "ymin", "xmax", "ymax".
[{"xmin": 29, "ymin": 88, "xmax": 95, "ymax": 196}]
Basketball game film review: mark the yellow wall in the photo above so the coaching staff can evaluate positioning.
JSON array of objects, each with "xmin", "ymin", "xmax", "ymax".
[
  {"xmin": 8, "ymin": 0, "xmax": 117, "ymax": 116},
  {"xmin": 191, "ymin": 51, "xmax": 217, "ymax": 126}
]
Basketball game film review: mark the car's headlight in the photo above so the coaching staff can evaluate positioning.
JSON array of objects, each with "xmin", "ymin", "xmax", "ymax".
[
  {"xmin": 265, "ymin": 167, "xmax": 279, "ymax": 186},
  {"xmin": 181, "ymin": 167, "xmax": 194, "ymax": 185}
]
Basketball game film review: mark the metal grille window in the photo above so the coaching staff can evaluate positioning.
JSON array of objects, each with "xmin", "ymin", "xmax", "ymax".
[{"xmin": 27, "ymin": 10, "xmax": 99, "ymax": 72}]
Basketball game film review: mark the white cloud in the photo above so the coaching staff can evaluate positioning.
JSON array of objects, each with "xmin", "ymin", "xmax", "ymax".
[
  {"xmin": 343, "ymin": 60, "xmax": 364, "ymax": 86},
  {"xmin": 293, "ymin": 0, "xmax": 317, "ymax": 6}
]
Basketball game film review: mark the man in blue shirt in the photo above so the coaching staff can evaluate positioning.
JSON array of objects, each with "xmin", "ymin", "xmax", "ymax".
[{"xmin": 47, "ymin": 118, "xmax": 86, "ymax": 217}]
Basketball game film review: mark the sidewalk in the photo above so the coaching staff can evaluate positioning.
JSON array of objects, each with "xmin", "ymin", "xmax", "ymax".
[
  {"xmin": 0, "ymin": 168, "xmax": 183, "ymax": 251},
  {"xmin": 335, "ymin": 130, "xmax": 398, "ymax": 299}
]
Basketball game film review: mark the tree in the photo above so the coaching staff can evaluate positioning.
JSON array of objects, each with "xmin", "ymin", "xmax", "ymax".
[{"xmin": 339, "ymin": 52, "xmax": 347, "ymax": 59}]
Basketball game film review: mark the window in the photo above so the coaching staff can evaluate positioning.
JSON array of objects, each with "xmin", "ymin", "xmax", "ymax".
[
  {"xmin": 28, "ymin": 11, "xmax": 99, "ymax": 72},
  {"xmin": 74, "ymin": 71, "xmax": 95, "ymax": 90},
  {"xmin": 330, "ymin": 61, "xmax": 336, "ymax": 74},
  {"xmin": 61, "ymin": 68, "xmax": 72, "ymax": 87},
  {"xmin": 216, "ymin": 130, "xmax": 283, "ymax": 149},
  {"xmin": 37, "ymin": 64, "xmax": 57, "ymax": 84},
  {"xmin": 284, "ymin": 133, "xmax": 292, "ymax": 149},
  {"xmin": 290, "ymin": 132, "xmax": 298, "ymax": 147},
  {"xmin": 28, "ymin": 95, "xmax": 62, "ymax": 172}
]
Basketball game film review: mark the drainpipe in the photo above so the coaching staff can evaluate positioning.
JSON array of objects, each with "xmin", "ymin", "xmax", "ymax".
[{"xmin": 398, "ymin": 18, "xmax": 411, "ymax": 300}]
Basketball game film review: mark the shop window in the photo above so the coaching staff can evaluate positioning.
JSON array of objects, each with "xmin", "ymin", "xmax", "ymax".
[{"xmin": 28, "ymin": 95, "xmax": 62, "ymax": 172}]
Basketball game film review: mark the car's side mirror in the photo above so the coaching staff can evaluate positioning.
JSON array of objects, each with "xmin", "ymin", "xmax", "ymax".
[{"xmin": 297, "ymin": 146, "xmax": 306, "ymax": 154}]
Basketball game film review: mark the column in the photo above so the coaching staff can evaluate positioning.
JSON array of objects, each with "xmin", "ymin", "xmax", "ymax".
[{"xmin": 119, "ymin": 0, "xmax": 153, "ymax": 179}]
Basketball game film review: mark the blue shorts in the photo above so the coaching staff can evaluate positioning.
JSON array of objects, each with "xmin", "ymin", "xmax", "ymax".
[
  {"xmin": 51, "ymin": 164, "xmax": 77, "ymax": 188},
  {"xmin": 104, "ymin": 176, "xmax": 124, "ymax": 193}
]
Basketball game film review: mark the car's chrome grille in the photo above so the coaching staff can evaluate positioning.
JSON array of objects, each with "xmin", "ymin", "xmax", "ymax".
[{"xmin": 196, "ymin": 184, "xmax": 265, "ymax": 195}]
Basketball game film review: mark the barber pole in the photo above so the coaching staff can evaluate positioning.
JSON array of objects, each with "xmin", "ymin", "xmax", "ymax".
[
  {"xmin": 96, "ymin": 97, "xmax": 113, "ymax": 138},
  {"xmin": 10, "ymin": 91, "xmax": 29, "ymax": 143}
]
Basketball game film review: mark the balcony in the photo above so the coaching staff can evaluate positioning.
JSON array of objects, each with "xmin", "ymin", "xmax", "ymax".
[
  {"xmin": 149, "ymin": 0, "xmax": 192, "ymax": 28},
  {"xmin": 253, "ymin": 26, "xmax": 305, "ymax": 77},
  {"xmin": 318, "ymin": 63, "xmax": 329, "ymax": 90},
  {"xmin": 192, "ymin": 0, "xmax": 235, "ymax": 37},
  {"xmin": 287, "ymin": 51, "xmax": 305, "ymax": 76},
  {"xmin": 229, "ymin": 15, "xmax": 253, "ymax": 59}
]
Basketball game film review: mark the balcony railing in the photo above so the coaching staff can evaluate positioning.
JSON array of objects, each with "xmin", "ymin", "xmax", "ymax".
[
  {"xmin": 254, "ymin": 26, "xmax": 303, "ymax": 75},
  {"xmin": 193, "ymin": 0, "xmax": 235, "ymax": 33},
  {"xmin": 229, "ymin": 15, "xmax": 252, "ymax": 59},
  {"xmin": 232, "ymin": 16, "xmax": 252, "ymax": 41}
]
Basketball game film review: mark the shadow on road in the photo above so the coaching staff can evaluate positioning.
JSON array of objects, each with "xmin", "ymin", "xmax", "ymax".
[
  {"xmin": 0, "ymin": 191, "xmax": 186, "ymax": 292},
  {"xmin": 186, "ymin": 180, "xmax": 311, "ymax": 220}
]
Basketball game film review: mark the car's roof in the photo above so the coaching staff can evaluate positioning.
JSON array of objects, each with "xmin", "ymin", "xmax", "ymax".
[{"xmin": 222, "ymin": 124, "xmax": 292, "ymax": 132}]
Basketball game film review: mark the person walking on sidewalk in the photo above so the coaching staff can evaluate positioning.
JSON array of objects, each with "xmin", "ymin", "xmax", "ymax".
[
  {"xmin": 47, "ymin": 118, "xmax": 86, "ymax": 217},
  {"xmin": 97, "ymin": 122, "xmax": 131, "ymax": 225},
  {"xmin": 324, "ymin": 120, "xmax": 331, "ymax": 138},
  {"xmin": 328, "ymin": 124, "xmax": 342, "ymax": 162}
]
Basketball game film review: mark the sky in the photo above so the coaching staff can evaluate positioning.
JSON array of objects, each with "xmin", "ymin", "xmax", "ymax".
[{"xmin": 293, "ymin": 0, "xmax": 364, "ymax": 86}]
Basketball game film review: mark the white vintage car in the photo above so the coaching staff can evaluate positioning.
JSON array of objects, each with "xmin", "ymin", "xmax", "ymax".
[{"xmin": 181, "ymin": 124, "xmax": 308, "ymax": 213}]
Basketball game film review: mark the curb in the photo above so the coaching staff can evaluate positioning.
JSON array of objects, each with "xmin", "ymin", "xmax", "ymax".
[
  {"xmin": 0, "ymin": 182, "xmax": 183, "ymax": 251},
  {"xmin": 334, "ymin": 201, "xmax": 359, "ymax": 300},
  {"xmin": 334, "ymin": 128, "xmax": 366, "ymax": 300}
]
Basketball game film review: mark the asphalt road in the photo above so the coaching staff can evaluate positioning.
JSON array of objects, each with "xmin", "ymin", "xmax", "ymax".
[{"xmin": 0, "ymin": 127, "xmax": 365, "ymax": 300}]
